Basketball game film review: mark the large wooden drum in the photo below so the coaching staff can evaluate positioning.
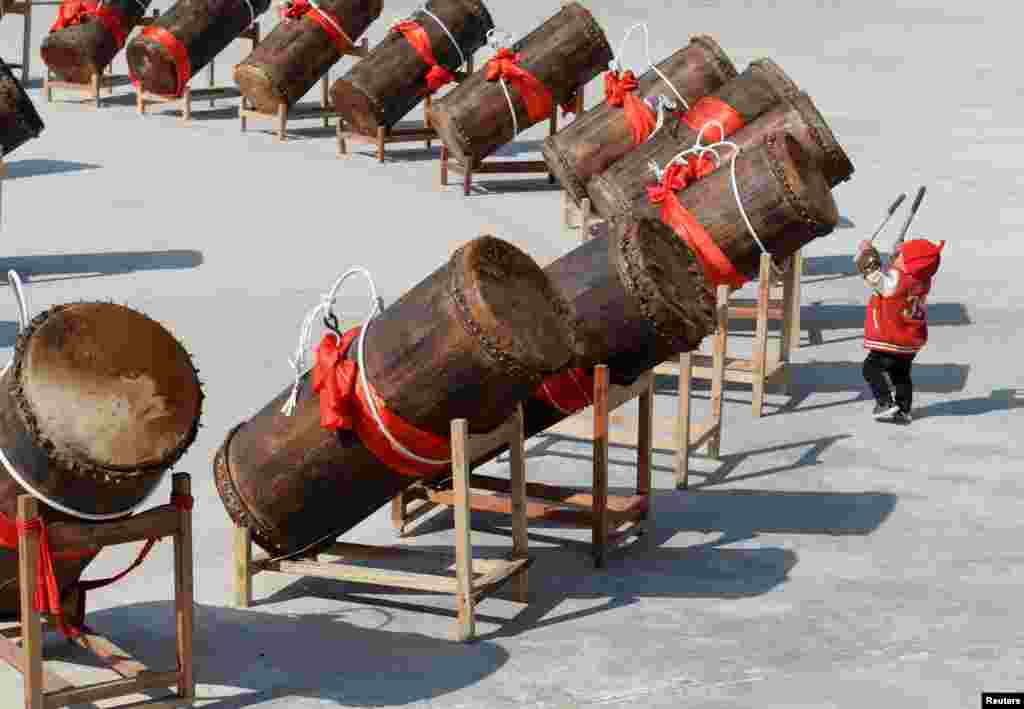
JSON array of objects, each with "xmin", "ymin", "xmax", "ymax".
[
  {"xmin": 542, "ymin": 35, "xmax": 737, "ymax": 206},
  {"xmin": 235, "ymin": 0, "xmax": 382, "ymax": 114},
  {"xmin": 126, "ymin": 0, "xmax": 272, "ymax": 97},
  {"xmin": 0, "ymin": 302, "xmax": 203, "ymax": 618},
  {"xmin": 0, "ymin": 59, "xmax": 44, "ymax": 157},
  {"xmin": 331, "ymin": 0, "xmax": 495, "ymax": 135},
  {"xmin": 428, "ymin": 1, "xmax": 613, "ymax": 166},
  {"xmin": 215, "ymin": 236, "xmax": 575, "ymax": 555},
  {"xmin": 41, "ymin": 0, "xmax": 155, "ymax": 84}
]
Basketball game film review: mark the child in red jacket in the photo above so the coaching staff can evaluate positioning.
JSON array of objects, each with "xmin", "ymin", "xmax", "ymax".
[{"xmin": 854, "ymin": 237, "xmax": 945, "ymax": 423}]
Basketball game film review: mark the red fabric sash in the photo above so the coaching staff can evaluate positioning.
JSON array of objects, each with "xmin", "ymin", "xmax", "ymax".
[
  {"xmin": 313, "ymin": 329, "xmax": 451, "ymax": 478},
  {"xmin": 604, "ymin": 70, "xmax": 656, "ymax": 145},
  {"xmin": 281, "ymin": 0, "xmax": 353, "ymax": 55},
  {"xmin": 50, "ymin": 1, "xmax": 129, "ymax": 48},
  {"xmin": 485, "ymin": 48, "xmax": 576, "ymax": 123},
  {"xmin": 395, "ymin": 20, "xmax": 454, "ymax": 93},
  {"xmin": 680, "ymin": 95, "xmax": 746, "ymax": 139},
  {"xmin": 534, "ymin": 367, "xmax": 594, "ymax": 416},
  {"xmin": 0, "ymin": 493, "xmax": 192, "ymax": 638},
  {"xmin": 647, "ymin": 158, "xmax": 747, "ymax": 289},
  {"xmin": 132, "ymin": 26, "xmax": 192, "ymax": 97}
]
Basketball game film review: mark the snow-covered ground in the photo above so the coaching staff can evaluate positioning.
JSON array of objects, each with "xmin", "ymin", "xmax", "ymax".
[{"xmin": 0, "ymin": 1, "xmax": 1021, "ymax": 707}]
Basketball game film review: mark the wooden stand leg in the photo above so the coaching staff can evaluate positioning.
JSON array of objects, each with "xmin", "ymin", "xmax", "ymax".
[
  {"xmin": 751, "ymin": 254, "xmax": 771, "ymax": 418},
  {"xmin": 377, "ymin": 127, "xmax": 385, "ymax": 162},
  {"xmin": 547, "ymin": 111, "xmax": 558, "ymax": 184},
  {"xmin": 786, "ymin": 250, "xmax": 803, "ymax": 353},
  {"xmin": 675, "ymin": 351, "xmax": 693, "ymax": 489},
  {"xmin": 234, "ymin": 524, "xmax": 252, "ymax": 609},
  {"xmin": 20, "ymin": 4, "xmax": 31, "ymax": 84},
  {"xmin": 591, "ymin": 365, "xmax": 610, "ymax": 568},
  {"xmin": 708, "ymin": 284, "xmax": 729, "ymax": 459},
  {"xmin": 91, "ymin": 73, "xmax": 100, "ymax": 109},
  {"xmin": 182, "ymin": 87, "xmax": 192, "ymax": 122},
  {"xmin": 391, "ymin": 491, "xmax": 408, "ymax": 536},
  {"xmin": 207, "ymin": 60, "xmax": 215, "ymax": 108},
  {"xmin": 580, "ymin": 198, "xmax": 592, "ymax": 242},
  {"xmin": 44, "ymin": 71, "xmax": 53, "ymax": 103},
  {"xmin": 172, "ymin": 473, "xmax": 194, "ymax": 700},
  {"xmin": 440, "ymin": 145, "xmax": 449, "ymax": 186},
  {"xmin": 509, "ymin": 404, "xmax": 528, "ymax": 602},
  {"xmin": 337, "ymin": 121, "xmax": 347, "ymax": 155},
  {"xmin": 277, "ymin": 103, "xmax": 287, "ymax": 142},
  {"xmin": 451, "ymin": 419, "xmax": 475, "ymax": 642},
  {"xmin": 240, "ymin": 97, "xmax": 248, "ymax": 132},
  {"xmin": 321, "ymin": 74, "xmax": 329, "ymax": 129},
  {"xmin": 17, "ymin": 496, "xmax": 44, "ymax": 709},
  {"xmin": 137, "ymin": 90, "xmax": 145, "ymax": 115},
  {"xmin": 424, "ymin": 93, "xmax": 433, "ymax": 149},
  {"xmin": 637, "ymin": 372, "xmax": 653, "ymax": 522},
  {"xmin": 463, "ymin": 163, "xmax": 472, "ymax": 197}
]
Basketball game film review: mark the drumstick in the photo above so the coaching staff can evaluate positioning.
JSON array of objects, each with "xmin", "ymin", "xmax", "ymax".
[
  {"xmin": 894, "ymin": 186, "xmax": 927, "ymax": 248},
  {"xmin": 867, "ymin": 192, "xmax": 907, "ymax": 244}
]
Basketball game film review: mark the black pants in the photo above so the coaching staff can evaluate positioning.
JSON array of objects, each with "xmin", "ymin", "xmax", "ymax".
[{"xmin": 863, "ymin": 350, "xmax": 915, "ymax": 411}]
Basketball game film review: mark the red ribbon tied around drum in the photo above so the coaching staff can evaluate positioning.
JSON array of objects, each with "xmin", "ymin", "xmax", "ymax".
[
  {"xmin": 485, "ymin": 48, "xmax": 577, "ymax": 122},
  {"xmin": 312, "ymin": 328, "xmax": 451, "ymax": 478},
  {"xmin": 394, "ymin": 20, "xmax": 454, "ymax": 93},
  {"xmin": 281, "ymin": 0, "xmax": 353, "ymax": 55},
  {"xmin": 646, "ymin": 157, "xmax": 747, "ymax": 289},
  {"xmin": 534, "ymin": 367, "xmax": 595, "ymax": 416},
  {"xmin": 50, "ymin": 0, "xmax": 128, "ymax": 48},
  {"xmin": 604, "ymin": 70, "xmax": 657, "ymax": 145}
]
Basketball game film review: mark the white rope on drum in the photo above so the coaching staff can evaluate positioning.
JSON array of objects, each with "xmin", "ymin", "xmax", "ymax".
[
  {"xmin": 281, "ymin": 268, "xmax": 451, "ymax": 467},
  {"xmin": 0, "ymin": 270, "xmax": 143, "ymax": 521},
  {"xmin": 650, "ymin": 120, "xmax": 774, "ymax": 268},
  {"xmin": 610, "ymin": 23, "xmax": 690, "ymax": 140},
  {"xmin": 483, "ymin": 28, "xmax": 520, "ymax": 138},
  {"xmin": 389, "ymin": 4, "xmax": 467, "ymax": 70}
]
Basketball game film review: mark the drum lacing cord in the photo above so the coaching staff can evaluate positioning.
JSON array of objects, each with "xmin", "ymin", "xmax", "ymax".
[
  {"xmin": 390, "ymin": 3, "xmax": 467, "ymax": 70},
  {"xmin": 610, "ymin": 22, "xmax": 689, "ymax": 140},
  {"xmin": 650, "ymin": 122, "xmax": 786, "ymax": 277},
  {"xmin": 280, "ymin": 268, "xmax": 451, "ymax": 468}
]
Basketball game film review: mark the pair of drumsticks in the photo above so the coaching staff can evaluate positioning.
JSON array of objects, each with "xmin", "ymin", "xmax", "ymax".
[{"xmin": 867, "ymin": 186, "xmax": 927, "ymax": 249}]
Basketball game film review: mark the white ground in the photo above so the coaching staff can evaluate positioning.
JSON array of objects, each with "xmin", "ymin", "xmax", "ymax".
[{"xmin": 0, "ymin": 1, "xmax": 1021, "ymax": 707}]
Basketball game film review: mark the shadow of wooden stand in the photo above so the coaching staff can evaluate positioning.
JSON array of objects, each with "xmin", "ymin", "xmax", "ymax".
[
  {"xmin": 394, "ymin": 365, "xmax": 654, "ymax": 569},
  {"xmin": 439, "ymin": 89, "xmax": 585, "ymax": 196},
  {"xmin": 136, "ymin": 23, "xmax": 261, "ymax": 121},
  {"xmin": 234, "ymin": 411, "xmax": 531, "ymax": 642},
  {"xmin": 0, "ymin": 473, "xmax": 195, "ymax": 709},
  {"xmin": 240, "ymin": 38, "xmax": 369, "ymax": 142},
  {"xmin": 656, "ymin": 251, "xmax": 802, "ymax": 419},
  {"xmin": 44, "ymin": 9, "xmax": 161, "ymax": 108},
  {"xmin": 337, "ymin": 53, "xmax": 476, "ymax": 162}
]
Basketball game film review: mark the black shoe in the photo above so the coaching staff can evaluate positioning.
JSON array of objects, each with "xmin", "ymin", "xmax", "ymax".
[
  {"xmin": 873, "ymin": 401, "xmax": 899, "ymax": 420},
  {"xmin": 892, "ymin": 409, "xmax": 913, "ymax": 424}
]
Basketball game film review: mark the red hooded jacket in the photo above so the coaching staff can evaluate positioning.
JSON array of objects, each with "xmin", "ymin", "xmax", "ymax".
[{"xmin": 859, "ymin": 239, "xmax": 944, "ymax": 355}]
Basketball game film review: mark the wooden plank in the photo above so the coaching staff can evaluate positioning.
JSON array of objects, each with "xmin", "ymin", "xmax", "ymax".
[
  {"xmin": 708, "ymin": 284, "xmax": 729, "ymax": 458},
  {"xmin": 508, "ymin": 405, "xmax": 528, "ymax": 602},
  {"xmin": 464, "ymin": 475, "xmax": 645, "ymax": 513},
  {"xmin": 44, "ymin": 506, "xmax": 179, "ymax": 550},
  {"xmin": 43, "ymin": 670, "xmax": 180, "ymax": 708},
  {"xmin": 447, "ymin": 160, "xmax": 549, "ymax": 175},
  {"xmin": 675, "ymin": 351, "xmax": 693, "ymax": 488},
  {"xmin": 234, "ymin": 525, "xmax": 252, "ymax": 608},
  {"xmin": 751, "ymin": 254, "xmax": 772, "ymax": 417},
  {"xmin": 470, "ymin": 558, "xmax": 532, "ymax": 602},
  {"xmin": 0, "ymin": 636, "xmax": 73, "ymax": 694},
  {"xmin": 172, "ymin": 473, "xmax": 194, "ymax": 700},
  {"xmin": 18, "ymin": 496, "xmax": 44, "ymax": 709},
  {"xmin": 592, "ymin": 366, "xmax": 610, "ymax": 568},
  {"xmin": 269, "ymin": 559, "xmax": 460, "ymax": 594},
  {"xmin": 637, "ymin": 374, "xmax": 653, "ymax": 518},
  {"xmin": 72, "ymin": 631, "xmax": 148, "ymax": 678},
  {"xmin": 452, "ymin": 419, "xmax": 475, "ymax": 641}
]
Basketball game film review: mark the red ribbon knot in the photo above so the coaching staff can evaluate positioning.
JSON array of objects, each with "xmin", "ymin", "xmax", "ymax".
[
  {"xmin": 51, "ymin": 0, "xmax": 128, "ymax": 48},
  {"xmin": 394, "ymin": 20, "xmax": 454, "ymax": 93}
]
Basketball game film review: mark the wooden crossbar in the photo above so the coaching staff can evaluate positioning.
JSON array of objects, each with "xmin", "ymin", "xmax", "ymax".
[{"xmin": 1, "ymin": 473, "xmax": 194, "ymax": 709}]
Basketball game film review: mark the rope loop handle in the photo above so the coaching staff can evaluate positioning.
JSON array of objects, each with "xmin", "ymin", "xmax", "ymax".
[
  {"xmin": 281, "ymin": 270, "xmax": 450, "ymax": 468},
  {"xmin": 610, "ymin": 23, "xmax": 689, "ymax": 116},
  {"xmin": 651, "ymin": 121, "xmax": 787, "ymax": 279}
]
